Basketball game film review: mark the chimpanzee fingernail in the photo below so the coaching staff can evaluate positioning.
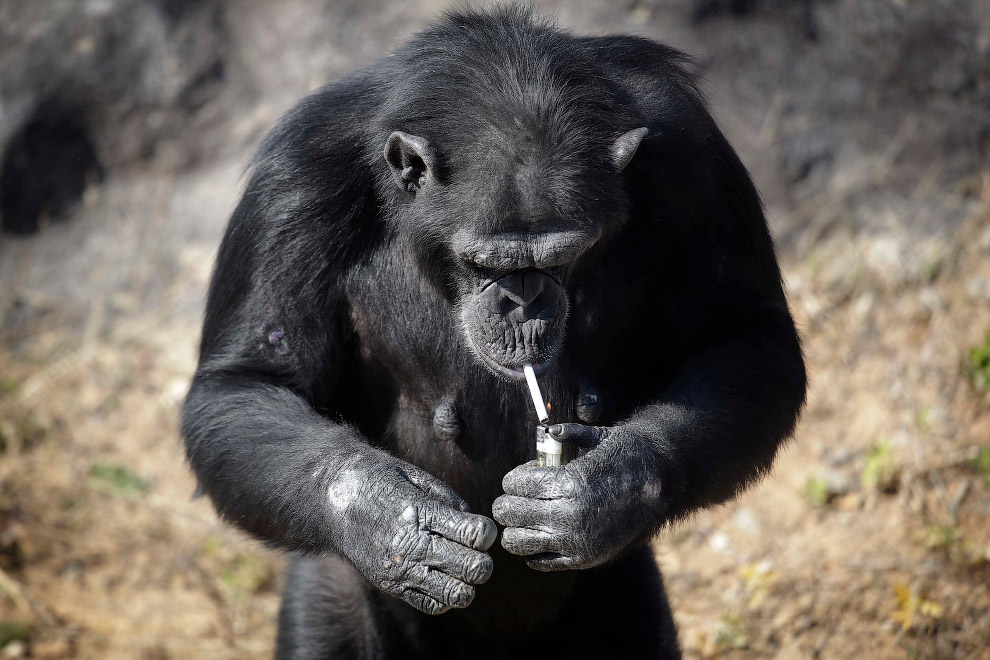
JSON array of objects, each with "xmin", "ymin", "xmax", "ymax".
[{"xmin": 548, "ymin": 425, "xmax": 562, "ymax": 436}]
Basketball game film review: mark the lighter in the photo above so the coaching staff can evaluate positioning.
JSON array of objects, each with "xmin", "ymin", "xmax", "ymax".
[{"xmin": 523, "ymin": 364, "xmax": 563, "ymax": 467}]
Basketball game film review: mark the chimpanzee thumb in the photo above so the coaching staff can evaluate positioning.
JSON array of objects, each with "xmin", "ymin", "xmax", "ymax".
[{"xmin": 547, "ymin": 423, "xmax": 606, "ymax": 449}]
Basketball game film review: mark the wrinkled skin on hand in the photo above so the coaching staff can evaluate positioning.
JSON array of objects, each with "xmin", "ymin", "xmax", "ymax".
[
  {"xmin": 492, "ymin": 423, "xmax": 663, "ymax": 571},
  {"xmin": 328, "ymin": 452, "xmax": 498, "ymax": 614}
]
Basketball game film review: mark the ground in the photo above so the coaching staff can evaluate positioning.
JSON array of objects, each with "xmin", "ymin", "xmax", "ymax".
[{"xmin": 0, "ymin": 1, "xmax": 988, "ymax": 658}]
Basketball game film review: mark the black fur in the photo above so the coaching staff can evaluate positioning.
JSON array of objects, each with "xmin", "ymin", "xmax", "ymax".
[{"xmin": 182, "ymin": 7, "xmax": 806, "ymax": 659}]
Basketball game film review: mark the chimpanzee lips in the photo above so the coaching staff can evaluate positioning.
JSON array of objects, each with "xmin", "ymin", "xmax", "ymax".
[
  {"xmin": 459, "ymin": 269, "xmax": 567, "ymax": 382},
  {"xmin": 468, "ymin": 340, "xmax": 558, "ymax": 382},
  {"xmin": 505, "ymin": 358, "xmax": 554, "ymax": 379}
]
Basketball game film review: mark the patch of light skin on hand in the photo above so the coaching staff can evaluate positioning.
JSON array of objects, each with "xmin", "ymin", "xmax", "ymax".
[{"xmin": 325, "ymin": 462, "xmax": 365, "ymax": 512}]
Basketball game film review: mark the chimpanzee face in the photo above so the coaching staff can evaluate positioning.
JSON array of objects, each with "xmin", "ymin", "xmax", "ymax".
[{"xmin": 384, "ymin": 123, "xmax": 647, "ymax": 382}]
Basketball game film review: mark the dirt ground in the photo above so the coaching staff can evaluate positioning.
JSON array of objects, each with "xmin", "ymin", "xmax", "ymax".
[{"xmin": 1, "ymin": 1, "xmax": 988, "ymax": 658}]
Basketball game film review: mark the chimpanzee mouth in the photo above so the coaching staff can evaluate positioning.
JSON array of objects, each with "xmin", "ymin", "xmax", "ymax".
[
  {"xmin": 459, "ymin": 268, "xmax": 567, "ymax": 383},
  {"xmin": 468, "ymin": 345, "xmax": 557, "ymax": 383}
]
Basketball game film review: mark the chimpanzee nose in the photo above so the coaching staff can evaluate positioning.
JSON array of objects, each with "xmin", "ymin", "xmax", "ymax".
[{"xmin": 494, "ymin": 271, "xmax": 555, "ymax": 316}]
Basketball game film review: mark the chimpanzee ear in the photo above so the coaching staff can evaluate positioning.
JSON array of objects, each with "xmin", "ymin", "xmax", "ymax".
[
  {"xmin": 384, "ymin": 131, "xmax": 436, "ymax": 193},
  {"xmin": 610, "ymin": 127, "xmax": 649, "ymax": 173}
]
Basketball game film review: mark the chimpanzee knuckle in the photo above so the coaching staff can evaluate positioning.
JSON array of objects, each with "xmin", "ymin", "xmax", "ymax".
[
  {"xmin": 400, "ymin": 501, "xmax": 421, "ymax": 525},
  {"xmin": 420, "ymin": 500, "xmax": 461, "ymax": 536},
  {"xmin": 501, "ymin": 468, "xmax": 523, "ymax": 495},
  {"xmin": 404, "ymin": 562, "xmax": 432, "ymax": 588},
  {"xmin": 554, "ymin": 469, "xmax": 582, "ymax": 498},
  {"xmin": 492, "ymin": 496, "xmax": 533, "ymax": 527},
  {"xmin": 390, "ymin": 522, "xmax": 428, "ymax": 564},
  {"xmin": 582, "ymin": 504, "xmax": 602, "ymax": 533},
  {"xmin": 470, "ymin": 515, "xmax": 498, "ymax": 550},
  {"xmin": 463, "ymin": 551, "xmax": 494, "ymax": 585},
  {"xmin": 490, "ymin": 496, "xmax": 510, "ymax": 526},
  {"xmin": 407, "ymin": 466, "xmax": 466, "ymax": 509},
  {"xmin": 504, "ymin": 464, "xmax": 541, "ymax": 496},
  {"xmin": 526, "ymin": 558, "xmax": 550, "ymax": 572},
  {"xmin": 375, "ymin": 573, "xmax": 403, "ymax": 597},
  {"xmin": 447, "ymin": 581, "xmax": 475, "ymax": 608},
  {"xmin": 455, "ymin": 516, "xmax": 481, "ymax": 547},
  {"xmin": 526, "ymin": 555, "xmax": 568, "ymax": 572},
  {"xmin": 500, "ymin": 531, "xmax": 521, "ymax": 555},
  {"xmin": 426, "ymin": 599, "xmax": 451, "ymax": 615},
  {"xmin": 556, "ymin": 499, "xmax": 591, "ymax": 538},
  {"xmin": 425, "ymin": 534, "xmax": 465, "ymax": 577},
  {"xmin": 405, "ymin": 590, "xmax": 448, "ymax": 616},
  {"xmin": 421, "ymin": 503, "xmax": 495, "ymax": 550},
  {"xmin": 502, "ymin": 527, "xmax": 551, "ymax": 556},
  {"xmin": 492, "ymin": 495, "xmax": 523, "ymax": 527}
]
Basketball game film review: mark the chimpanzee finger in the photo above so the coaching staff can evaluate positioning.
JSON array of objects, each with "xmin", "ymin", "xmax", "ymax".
[
  {"xmin": 415, "ymin": 500, "xmax": 498, "ymax": 551},
  {"xmin": 491, "ymin": 494, "xmax": 552, "ymax": 528},
  {"xmin": 546, "ymin": 423, "xmax": 606, "ymax": 449},
  {"xmin": 425, "ymin": 535, "xmax": 494, "ymax": 585},
  {"xmin": 502, "ymin": 463, "xmax": 577, "ymax": 499},
  {"xmin": 525, "ymin": 553, "xmax": 582, "ymax": 572},
  {"xmin": 402, "ymin": 590, "xmax": 450, "ymax": 616},
  {"xmin": 501, "ymin": 526, "xmax": 558, "ymax": 557},
  {"xmin": 401, "ymin": 566, "xmax": 475, "ymax": 613}
]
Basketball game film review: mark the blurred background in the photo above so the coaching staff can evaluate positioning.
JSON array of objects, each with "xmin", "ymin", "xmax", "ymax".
[{"xmin": 0, "ymin": 0, "xmax": 988, "ymax": 658}]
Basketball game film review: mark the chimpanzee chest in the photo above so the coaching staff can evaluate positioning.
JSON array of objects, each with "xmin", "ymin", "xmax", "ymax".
[{"xmin": 340, "ymin": 265, "xmax": 539, "ymax": 505}]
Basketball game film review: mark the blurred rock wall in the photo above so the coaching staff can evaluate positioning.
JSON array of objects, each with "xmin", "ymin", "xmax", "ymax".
[{"xmin": 0, "ymin": 0, "xmax": 988, "ymax": 240}]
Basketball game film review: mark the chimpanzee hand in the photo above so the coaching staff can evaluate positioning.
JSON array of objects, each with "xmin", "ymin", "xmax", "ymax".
[
  {"xmin": 328, "ymin": 453, "xmax": 497, "ymax": 614},
  {"xmin": 492, "ymin": 423, "xmax": 663, "ymax": 571}
]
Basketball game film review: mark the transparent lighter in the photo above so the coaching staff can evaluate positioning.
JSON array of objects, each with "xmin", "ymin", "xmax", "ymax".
[{"xmin": 523, "ymin": 364, "xmax": 563, "ymax": 467}]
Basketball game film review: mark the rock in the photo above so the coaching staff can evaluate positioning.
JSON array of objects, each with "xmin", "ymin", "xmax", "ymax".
[
  {"xmin": 0, "ymin": 641, "xmax": 26, "ymax": 659},
  {"xmin": 733, "ymin": 507, "xmax": 762, "ymax": 537},
  {"xmin": 30, "ymin": 640, "xmax": 71, "ymax": 658},
  {"xmin": 966, "ymin": 277, "xmax": 990, "ymax": 303},
  {"xmin": 778, "ymin": 126, "xmax": 836, "ymax": 185},
  {"xmin": 821, "ymin": 467, "xmax": 859, "ymax": 497},
  {"xmin": 824, "ymin": 447, "xmax": 857, "ymax": 467},
  {"xmin": 709, "ymin": 531, "xmax": 731, "ymax": 553},
  {"xmin": 833, "ymin": 492, "xmax": 864, "ymax": 510},
  {"xmin": 0, "ymin": 0, "xmax": 228, "ymax": 233}
]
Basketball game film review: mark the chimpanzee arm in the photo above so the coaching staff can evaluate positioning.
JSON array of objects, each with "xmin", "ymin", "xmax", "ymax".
[
  {"xmin": 494, "ymin": 319, "xmax": 804, "ymax": 571},
  {"xmin": 182, "ymin": 79, "xmax": 495, "ymax": 613},
  {"xmin": 493, "ymin": 36, "xmax": 807, "ymax": 570},
  {"xmin": 495, "ymin": 239, "xmax": 805, "ymax": 571}
]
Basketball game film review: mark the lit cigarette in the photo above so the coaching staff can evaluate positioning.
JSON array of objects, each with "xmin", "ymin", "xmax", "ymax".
[
  {"xmin": 523, "ymin": 364, "xmax": 549, "ymax": 424},
  {"xmin": 524, "ymin": 364, "xmax": 561, "ymax": 466}
]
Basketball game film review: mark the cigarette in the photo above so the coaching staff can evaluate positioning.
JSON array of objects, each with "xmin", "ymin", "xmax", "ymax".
[{"xmin": 523, "ymin": 364, "xmax": 549, "ymax": 424}]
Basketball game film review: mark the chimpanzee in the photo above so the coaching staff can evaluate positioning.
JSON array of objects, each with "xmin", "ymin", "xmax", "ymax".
[{"xmin": 182, "ymin": 6, "xmax": 806, "ymax": 659}]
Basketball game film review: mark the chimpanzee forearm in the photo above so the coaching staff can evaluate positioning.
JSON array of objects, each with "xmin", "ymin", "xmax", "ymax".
[
  {"xmin": 182, "ymin": 372, "xmax": 365, "ymax": 553},
  {"xmin": 183, "ymin": 371, "xmax": 497, "ymax": 614},
  {"xmin": 619, "ymin": 318, "xmax": 807, "ymax": 523}
]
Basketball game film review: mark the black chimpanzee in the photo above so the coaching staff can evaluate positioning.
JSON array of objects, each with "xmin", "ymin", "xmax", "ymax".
[{"xmin": 182, "ymin": 6, "xmax": 806, "ymax": 659}]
